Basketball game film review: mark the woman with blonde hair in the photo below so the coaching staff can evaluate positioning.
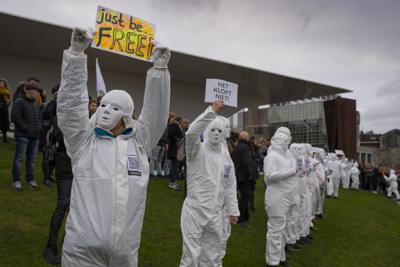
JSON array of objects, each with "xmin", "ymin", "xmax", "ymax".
[{"xmin": 0, "ymin": 78, "xmax": 11, "ymax": 142}]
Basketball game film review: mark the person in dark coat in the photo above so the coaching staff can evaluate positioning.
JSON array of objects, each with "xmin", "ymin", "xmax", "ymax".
[
  {"xmin": 0, "ymin": 78, "xmax": 11, "ymax": 142},
  {"xmin": 249, "ymin": 136, "xmax": 260, "ymax": 212},
  {"xmin": 13, "ymin": 77, "xmax": 40, "ymax": 101},
  {"xmin": 167, "ymin": 116, "xmax": 184, "ymax": 190},
  {"xmin": 231, "ymin": 131, "xmax": 254, "ymax": 227},
  {"xmin": 43, "ymin": 109, "xmax": 74, "ymax": 264},
  {"xmin": 40, "ymin": 85, "xmax": 59, "ymax": 187},
  {"xmin": 11, "ymin": 84, "xmax": 42, "ymax": 190}
]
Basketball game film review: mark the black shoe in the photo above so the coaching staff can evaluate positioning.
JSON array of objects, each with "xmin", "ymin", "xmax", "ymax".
[
  {"xmin": 292, "ymin": 243, "xmax": 302, "ymax": 249},
  {"xmin": 279, "ymin": 261, "xmax": 292, "ymax": 267},
  {"xmin": 239, "ymin": 221, "xmax": 251, "ymax": 228},
  {"xmin": 297, "ymin": 237, "xmax": 309, "ymax": 245},
  {"xmin": 316, "ymin": 214, "xmax": 325, "ymax": 219},
  {"xmin": 43, "ymin": 247, "xmax": 61, "ymax": 265},
  {"xmin": 285, "ymin": 244, "xmax": 298, "ymax": 252},
  {"xmin": 43, "ymin": 179, "xmax": 52, "ymax": 187}
]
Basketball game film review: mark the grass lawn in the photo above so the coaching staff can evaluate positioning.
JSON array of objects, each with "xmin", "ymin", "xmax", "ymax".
[{"xmin": 1, "ymin": 139, "xmax": 400, "ymax": 267}]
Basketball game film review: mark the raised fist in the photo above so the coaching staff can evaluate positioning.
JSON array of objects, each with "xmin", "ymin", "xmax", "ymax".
[
  {"xmin": 70, "ymin": 27, "xmax": 95, "ymax": 54},
  {"xmin": 152, "ymin": 43, "xmax": 171, "ymax": 69}
]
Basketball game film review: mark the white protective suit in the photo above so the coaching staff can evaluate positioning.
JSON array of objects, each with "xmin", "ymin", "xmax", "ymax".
[
  {"xmin": 180, "ymin": 107, "xmax": 239, "ymax": 267},
  {"xmin": 305, "ymin": 144, "xmax": 318, "ymax": 225},
  {"xmin": 313, "ymin": 149, "xmax": 326, "ymax": 216},
  {"xmin": 58, "ymin": 30, "xmax": 170, "ymax": 267},
  {"xmin": 350, "ymin": 162, "xmax": 360, "ymax": 190},
  {"xmin": 215, "ymin": 116, "xmax": 237, "ymax": 267},
  {"xmin": 286, "ymin": 143, "xmax": 301, "ymax": 246},
  {"xmin": 326, "ymin": 154, "xmax": 343, "ymax": 198},
  {"xmin": 295, "ymin": 144, "xmax": 312, "ymax": 238},
  {"xmin": 384, "ymin": 169, "xmax": 400, "ymax": 200},
  {"xmin": 341, "ymin": 158, "xmax": 352, "ymax": 189},
  {"xmin": 264, "ymin": 128, "xmax": 297, "ymax": 266}
]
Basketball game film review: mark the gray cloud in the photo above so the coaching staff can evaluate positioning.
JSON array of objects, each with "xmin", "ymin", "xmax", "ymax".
[{"xmin": 0, "ymin": 0, "xmax": 399, "ymax": 133}]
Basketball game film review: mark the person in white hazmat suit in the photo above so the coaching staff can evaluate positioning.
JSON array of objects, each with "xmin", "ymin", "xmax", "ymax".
[
  {"xmin": 215, "ymin": 115, "xmax": 237, "ymax": 267},
  {"xmin": 325, "ymin": 154, "xmax": 335, "ymax": 197},
  {"xmin": 341, "ymin": 158, "xmax": 352, "ymax": 189},
  {"xmin": 326, "ymin": 153, "xmax": 343, "ymax": 198},
  {"xmin": 264, "ymin": 127, "xmax": 297, "ymax": 267},
  {"xmin": 304, "ymin": 144, "xmax": 318, "ymax": 229},
  {"xmin": 180, "ymin": 100, "xmax": 240, "ymax": 267},
  {"xmin": 383, "ymin": 169, "xmax": 400, "ymax": 201},
  {"xmin": 350, "ymin": 162, "xmax": 360, "ymax": 190},
  {"xmin": 313, "ymin": 148, "xmax": 326, "ymax": 218},
  {"xmin": 57, "ymin": 28, "xmax": 171, "ymax": 267},
  {"xmin": 294, "ymin": 144, "xmax": 312, "ymax": 244},
  {"xmin": 285, "ymin": 143, "xmax": 302, "ymax": 251}
]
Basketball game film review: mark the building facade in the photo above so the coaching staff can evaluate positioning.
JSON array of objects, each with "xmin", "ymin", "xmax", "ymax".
[
  {"xmin": 380, "ymin": 129, "xmax": 400, "ymax": 149},
  {"xmin": 268, "ymin": 100, "xmax": 329, "ymax": 150}
]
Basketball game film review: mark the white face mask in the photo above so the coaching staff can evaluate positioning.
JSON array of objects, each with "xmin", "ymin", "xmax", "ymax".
[
  {"xmin": 96, "ymin": 90, "xmax": 134, "ymax": 131},
  {"xmin": 205, "ymin": 119, "xmax": 225, "ymax": 146},
  {"xmin": 207, "ymin": 127, "xmax": 224, "ymax": 145},
  {"xmin": 96, "ymin": 101, "xmax": 124, "ymax": 130},
  {"xmin": 215, "ymin": 116, "xmax": 231, "ymax": 140},
  {"xmin": 271, "ymin": 133, "xmax": 289, "ymax": 152}
]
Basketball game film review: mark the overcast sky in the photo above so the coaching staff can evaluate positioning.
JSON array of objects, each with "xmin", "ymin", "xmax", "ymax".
[{"xmin": 1, "ymin": 0, "xmax": 399, "ymax": 133}]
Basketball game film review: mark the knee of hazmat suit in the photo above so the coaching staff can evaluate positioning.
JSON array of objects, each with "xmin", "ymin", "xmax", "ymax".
[
  {"xmin": 180, "ymin": 107, "xmax": 239, "ymax": 267},
  {"xmin": 58, "ymin": 28, "xmax": 171, "ymax": 267}
]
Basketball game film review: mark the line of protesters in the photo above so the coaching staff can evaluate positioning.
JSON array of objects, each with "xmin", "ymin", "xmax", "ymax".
[{"xmin": 1, "ymin": 27, "xmax": 399, "ymax": 266}]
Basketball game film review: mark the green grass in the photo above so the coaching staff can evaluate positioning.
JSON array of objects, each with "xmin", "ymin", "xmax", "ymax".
[{"xmin": 1, "ymin": 139, "xmax": 400, "ymax": 267}]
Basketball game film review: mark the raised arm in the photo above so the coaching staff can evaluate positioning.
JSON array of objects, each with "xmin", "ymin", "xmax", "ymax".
[
  {"xmin": 185, "ymin": 100, "xmax": 223, "ymax": 160},
  {"xmin": 57, "ymin": 28, "xmax": 94, "ymax": 157},
  {"xmin": 135, "ymin": 46, "xmax": 171, "ymax": 155}
]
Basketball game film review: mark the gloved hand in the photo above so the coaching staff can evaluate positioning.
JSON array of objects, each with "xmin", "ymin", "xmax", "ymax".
[
  {"xmin": 152, "ymin": 43, "xmax": 171, "ymax": 69},
  {"xmin": 70, "ymin": 27, "xmax": 95, "ymax": 54}
]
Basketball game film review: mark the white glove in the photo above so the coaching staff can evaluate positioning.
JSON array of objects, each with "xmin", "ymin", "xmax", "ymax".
[
  {"xmin": 152, "ymin": 43, "xmax": 171, "ymax": 69},
  {"xmin": 70, "ymin": 27, "xmax": 95, "ymax": 54}
]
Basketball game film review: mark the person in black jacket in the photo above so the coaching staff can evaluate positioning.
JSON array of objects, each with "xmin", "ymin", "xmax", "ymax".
[
  {"xmin": 43, "ymin": 111, "xmax": 74, "ymax": 265},
  {"xmin": 249, "ymin": 136, "xmax": 260, "ymax": 212},
  {"xmin": 167, "ymin": 116, "xmax": 184, "ymax": 190},
  {"xmin": 11, "ymin": 85, "xmax": 42, "ymax": 190},
  {"xmin": 40, "ymin": 85, "xmax": 59, "ymax": 187},
  {"xmin": 13, "ymin": 77, "xmax": 40, "ymax": 101},
  {"xmin": 231, "ymin": 131, "xmax": 254, "ymax": 227}
]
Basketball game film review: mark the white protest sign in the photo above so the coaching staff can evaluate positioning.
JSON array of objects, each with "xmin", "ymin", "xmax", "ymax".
[{"xmin": 205, "ymin": 79, "xmax": 238, "ymax": 108}]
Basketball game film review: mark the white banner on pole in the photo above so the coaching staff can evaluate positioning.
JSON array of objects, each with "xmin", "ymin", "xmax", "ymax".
[{"xmin": 96, "ymin": 58, "xmax": 107, "ymax": 97}]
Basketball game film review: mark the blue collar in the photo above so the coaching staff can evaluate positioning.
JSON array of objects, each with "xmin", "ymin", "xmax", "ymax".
[{"xmin": 95, "ymin": 127, "xmax": 133, "ymax": 139}]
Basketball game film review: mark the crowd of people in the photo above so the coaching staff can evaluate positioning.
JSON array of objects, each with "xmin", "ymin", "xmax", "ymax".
[{"xmin": 0, "ymin": 28, "xmax": 399, "ymax": 267}]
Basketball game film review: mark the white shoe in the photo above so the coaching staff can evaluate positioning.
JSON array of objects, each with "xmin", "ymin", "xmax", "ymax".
[
  {"xmin": 28, "ymin": 180, "xmax": 39, "ymax": 188},
  {"xmin": 160, "ymin": 171, "xmax": 165, "ymax": 176},
  {"xmin": 12, "ymin": 181, "xmax": 22, "ymax": 191},
  {"xmin": 168, "ymin": 182, "xmax": 180, "ymax": 190},
  {"xmin": 152, "ymin": 171, "xmax": 158, "ymax": 176}
]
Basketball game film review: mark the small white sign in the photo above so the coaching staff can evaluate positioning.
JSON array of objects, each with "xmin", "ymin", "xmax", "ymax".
[{"xmin": 205, "ymin": 79, "xmax": 238, "ymax": 108}]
